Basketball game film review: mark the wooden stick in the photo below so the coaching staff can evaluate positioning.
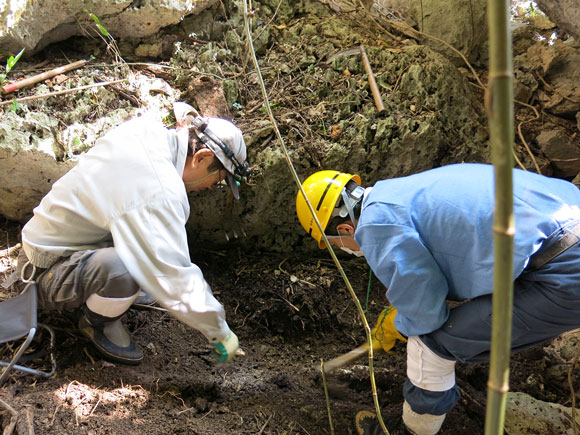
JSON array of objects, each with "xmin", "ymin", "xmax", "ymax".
[
  {"xmin": 359, "ymin": 45, "xmax": 385, "ymax": 114},
  {"xmin": 0, "ymin": 397, "xmax": 17, "ymax": 416},
  {"xmin": 1, "ymin": 59, "xmax": 90, "ymax": 94},
  {"xmin": 0, "ymin": 398, "xmax": 19, "ymax": 435},
  {"xmin": 0, "ymin": 79, "xmax": 125, "ymax": 106},
  {"xmin": 322, "ymin": 344, "xmax": 369, "ymax": 374}
]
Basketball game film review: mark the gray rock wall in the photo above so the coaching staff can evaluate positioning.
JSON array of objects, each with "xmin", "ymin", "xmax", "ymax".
[
  {"xmin": 537, "ymin": 0, "xmax": 580, "ymax": 41},
  {"xmin": 0, "ymin": 0, "xmax": 217, "ymax": 55}
]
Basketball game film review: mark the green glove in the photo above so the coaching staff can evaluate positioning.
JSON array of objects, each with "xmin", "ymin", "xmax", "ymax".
[
  {"xmin": 211, "ymin": 330, "xmax": 239, "ymax": 362},
  {"xmin": 370, "ymin": 306, "xmax": 407, "ymax": 352}
]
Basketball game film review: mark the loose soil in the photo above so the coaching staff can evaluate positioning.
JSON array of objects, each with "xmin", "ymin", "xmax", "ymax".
[
  {"xmin": 0, "ymin": 217, "xmax": 576, "ymax": 434},
  {"xmin": 1, "ymin": 2, "xmax": 579, "ymax": 434}
]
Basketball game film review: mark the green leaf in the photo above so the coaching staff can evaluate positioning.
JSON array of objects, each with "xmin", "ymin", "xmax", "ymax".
[
  {"xmin": 6, "ymin": 48, "xmax": 25, "ymax": 73},
  {"xmin": 10, "ymin": 100, "xmax": 21, "ymax": 112},
  {"xmin": 86, "ymin": 10, "xmax": 109, "ymax": 37}
]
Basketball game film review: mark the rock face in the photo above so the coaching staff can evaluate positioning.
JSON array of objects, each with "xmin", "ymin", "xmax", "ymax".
[
  {"xmin": 0, "ymin": 74, "xmax": 179, "ymax": 222},
  {"xmin": 0, "ymin": 149, "xmax": 74, "ymax": 223},
  {"xmin": 0, "ymin": 111, "xmax": 71, "ymax": 222},
  {"xmin": 185, "ymin": 9, "xmax": 490, "ymax": 253},
  {"xmin": 0, "ymin": 1, "xmax": 491, "ymax": 252},
  {"xmin": 512, "ymin": 39, "xmax": 580, "ymax": 178},
  {"xmin": 537, "ymin": 0, "xmax": 580, "ymax": 41},
  {"xmin": 525, "ymin": 40, "xmax": 580, "ymax": 118},
  {"xmin": 506, "ymin": 391, "xmax": 580, "ymax": 434},
  {"xmin": 373, "ymin": 0, "xmax": 488, "ymax": 63},
  {"xmin": 0, "ymin": 0, "xmax": 217, "ymax": 55}
]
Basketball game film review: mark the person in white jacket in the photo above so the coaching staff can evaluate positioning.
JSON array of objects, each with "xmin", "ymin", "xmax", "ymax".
[{"xmin": 15, "ymin": 102, "xmax": 249, "ymax": 365}]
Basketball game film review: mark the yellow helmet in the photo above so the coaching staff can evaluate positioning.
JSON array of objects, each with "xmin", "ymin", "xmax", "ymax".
[{"xmin": 296, "ymin": 170, "xmax": 361, "ymax": 249}]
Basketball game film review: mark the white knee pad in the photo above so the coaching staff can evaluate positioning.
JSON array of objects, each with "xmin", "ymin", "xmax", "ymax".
[
  {"xmin": 86, "ymin": 293, "xmax": 138, "ymax": 318},
  {"xmin": 407, "ymin": 336, "xmax": 456, "ymax": 392},
  {"xmin": 403, "ymin": 400, "xmax": 446, "ymax": 435}
]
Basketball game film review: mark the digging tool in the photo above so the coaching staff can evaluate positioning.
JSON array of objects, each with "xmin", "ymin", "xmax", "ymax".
[
  {"xmin": 324, "ymin": 45, "xmax": 385, "ymax": 114},
  {"xmin": 322, "ymin": 343, "xmax": 370, "ymax": 374},
  {"xmin": 359, "ymin": 45, "xmax": 385, "ymax": 114},
  {"xmin": 221, "ymin": 190, "xmax": 246, "ymax": 241}
]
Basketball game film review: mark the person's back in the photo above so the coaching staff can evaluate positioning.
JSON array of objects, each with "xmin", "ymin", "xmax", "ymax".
[
  {"xmin": 22, "ymin": 114, "xmax": 186, "ymax": 266},
  {"xmin": 358, "ymin": 163, "xmax": 580, "ymax": 302}
]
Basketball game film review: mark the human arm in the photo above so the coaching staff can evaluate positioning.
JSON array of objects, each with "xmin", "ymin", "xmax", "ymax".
[
  {"xmin": 356, "ymin": 220, "xmax": 450, "ymax": 337},
  {"xmin": 109, "ymin": 193, "xmax": 235, "ymax": 349}
]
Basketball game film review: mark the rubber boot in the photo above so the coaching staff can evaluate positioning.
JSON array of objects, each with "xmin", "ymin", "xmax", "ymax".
[
  {"xmin": 355, "ymin": 410, "xmax": 413, "ymax": 435},
  {"xmin": 78, "ymin": 307, "xmax": 143, "ymax": 365}
]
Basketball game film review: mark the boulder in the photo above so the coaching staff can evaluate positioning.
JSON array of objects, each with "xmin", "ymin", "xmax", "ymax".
[
  {"xmin": 535, "ymin": 129, "xmax": 580, "ymax": 178},
  {"xmin": 375, "ymin": 0, "xmax": 488, "ymax": 63},
  {"xmin": 0, "ymin": 0, "xmax": 217, "ymax": 55},
  {"xmin": 537, "ymin": 0, "xmax": 580, "ymax": 41},
  {"xmin": 506, "ymin": 391, "xmax": 580, "ymax": 434}
]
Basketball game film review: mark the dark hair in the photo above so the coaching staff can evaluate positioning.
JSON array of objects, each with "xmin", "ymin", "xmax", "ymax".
[{"xmin": 187, "ymin": 128, "xmax": 225, "ymax": 172}]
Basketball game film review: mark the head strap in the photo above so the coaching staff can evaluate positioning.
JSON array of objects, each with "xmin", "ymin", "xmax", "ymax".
[
  {"xmin": 191, "ymin": 117, "xmax": 251, "ymax": 179},
  {"xmin": 336, "ymin": 184, "xmax": 365, "ymax": 228}
]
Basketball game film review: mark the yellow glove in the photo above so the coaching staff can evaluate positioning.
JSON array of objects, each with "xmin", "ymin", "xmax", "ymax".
[{"xmin": 370, "ymin": 306, "xmax": 407, "ymax": 352}]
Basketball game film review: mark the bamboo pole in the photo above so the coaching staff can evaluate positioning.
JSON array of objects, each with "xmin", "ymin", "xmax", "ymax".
[
  {"xmin": 242, "ymin": 2, "xmax": 388, "ymax": 433},
  {"xmin": 485, "ymin": 0, "xmax": 515, "ymax": 434}
]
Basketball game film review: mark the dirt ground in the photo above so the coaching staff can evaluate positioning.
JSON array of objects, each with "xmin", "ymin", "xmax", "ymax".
[
  {"xmin": 0, "ymin": 216, "xmax": 577, "ymax": 435},
  {"xmin": 1, "ymin": 2, "xmax": 580, "ymax": 434}
]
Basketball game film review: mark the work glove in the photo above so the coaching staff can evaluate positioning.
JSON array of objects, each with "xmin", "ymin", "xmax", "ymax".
[
  {"xmin": 211, "ymin": 329, "xmax": 239, "ymax": 362},
  {"xmin": 370, "ymin": 306, "xmax": 407, "ymax": 353}
]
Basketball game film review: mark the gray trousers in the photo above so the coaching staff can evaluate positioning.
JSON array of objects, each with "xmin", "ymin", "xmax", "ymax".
[
  {"xmin": 407, "ymin": 225, "xmax": 580, "ymax": 416},
  {"xmin": 421, "ymin": 238, "xmax": 580, "ymax": 363},
  {"xmin": 17, "ymin": 248, "xmax": 139, "ymax": 312}
]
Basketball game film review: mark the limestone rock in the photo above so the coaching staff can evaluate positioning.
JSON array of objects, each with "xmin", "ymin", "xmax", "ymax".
[
  {"xmin": 525, "ymin": 40, "xmax": 580, "ymax": 117},
  {"xmin": 506, "ymin": 391, "xmax": 580, "ymax": 434},
  {"xmin": 403, "ymin": 0, "xmax": 488, "ymax": 63},
  {"xmin": 535, "ymin": 129, "xmax": 580, "ymax": 178},
  {"xmin": 0, "ymin": 0, "xmax": 217, "ymax": 55},
  {"xmin": 537, "ymin": 0, "xmax": 580, "ymax": 41}
]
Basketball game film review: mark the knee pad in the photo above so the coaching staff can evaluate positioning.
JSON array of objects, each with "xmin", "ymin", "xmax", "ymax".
[{"xmin": 407, "ymin": 336, "xmax": 456, "ymax": 392}]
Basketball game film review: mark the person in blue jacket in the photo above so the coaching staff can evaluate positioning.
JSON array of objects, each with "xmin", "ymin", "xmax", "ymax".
[{"xmin": 296, "ymin": 164, "xmax": 580, "ymax": 435}]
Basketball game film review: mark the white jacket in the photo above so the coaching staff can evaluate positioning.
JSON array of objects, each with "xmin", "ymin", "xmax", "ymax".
[{"xmin": 22, "ymin": 113, "xmax": 230, "ymax": 343}]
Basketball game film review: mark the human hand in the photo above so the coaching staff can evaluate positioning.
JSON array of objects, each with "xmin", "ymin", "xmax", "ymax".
[
  {"xmin": 211, "ymin": 330, "xmax": 240, "ymax": 362},
  {"xmin": 370, "ymin": 306, "xmax": 407, "ymax": 352}
]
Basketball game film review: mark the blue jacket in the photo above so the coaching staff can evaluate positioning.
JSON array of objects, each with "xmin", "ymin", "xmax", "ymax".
[{"xmin": 355, "ymin": 163, "xmax": 580, "ymax": 337}]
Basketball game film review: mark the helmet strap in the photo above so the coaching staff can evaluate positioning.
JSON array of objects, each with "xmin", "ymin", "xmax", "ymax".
[{"xmin": 339, "ymin": 185, "xmax": 364, "ymax": 229}]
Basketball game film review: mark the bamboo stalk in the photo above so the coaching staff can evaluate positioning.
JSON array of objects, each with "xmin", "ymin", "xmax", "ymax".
[
  {"xmin": 485, "ymin": 1, "xmax": 515, "ymax": 434},
  {"xmin": 242, "ymin": 2, "xmax": 388, "ymax": 433},
  {"xmin": 360, "ymin": 45, "xmax": 385, "ymax": 114},
  {"xmin": 1, "ymin": 59, "xmax": 90, "ymax": 94}
]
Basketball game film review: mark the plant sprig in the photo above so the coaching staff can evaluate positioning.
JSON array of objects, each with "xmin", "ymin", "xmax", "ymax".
[{"xmin": 1, "ymin": 48, "xmax": 25, "ymax": 84}]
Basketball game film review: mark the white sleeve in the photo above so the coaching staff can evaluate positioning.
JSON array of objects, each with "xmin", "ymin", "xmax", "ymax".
[{"xmin": 109, "ymin": 195, "xmax": 230, "ymax": 343}]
